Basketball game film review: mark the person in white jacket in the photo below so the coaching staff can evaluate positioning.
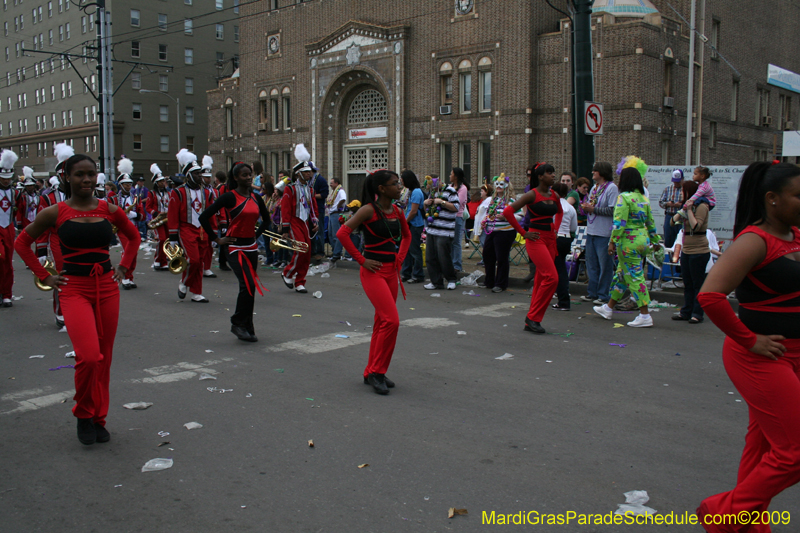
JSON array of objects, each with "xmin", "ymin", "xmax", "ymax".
[{"xmin": 551, "ymin": 182, "xmax": 578, "ymax": 310}]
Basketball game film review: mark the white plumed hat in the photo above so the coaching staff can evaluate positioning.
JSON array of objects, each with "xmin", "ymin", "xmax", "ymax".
[
  {"xmin": 22, "ymin": 166, "xmax": 36, "ymax": 186},
  {"xmin": 117, "ymin": 157, "xmax": 134, "ymax": 184},
  {"xmin": 201, "ymin": 155, "xmax": 213, "ymax": 177},
  {"xmin": 150, "ymin": 163, "xmax": 165, "ymax": 183},
  {"xmin": 54, "ymin": 143, "xmax": 75, "ymax": 178},
  {"xmin": 0, "ymin": 149, "xmax": 19, "ymax": 179},
  {"xmin": 292, "ymin": 143, "xmax": 315, "ymax": 177},
  {"xmin": 176, "ymin": 149, "xmax": 201, "ymax": 175}
]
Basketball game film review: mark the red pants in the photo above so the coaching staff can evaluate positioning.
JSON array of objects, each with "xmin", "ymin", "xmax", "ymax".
[
  {"xmin": 283, "ymin": 220, "xmax": 311, "ymax": 287},
  {"xmin": 50, "ymin": 232, "xmax": 63, "ymax": 317},
  {"xmin": 202, "ymin": 237, "xmax": 213, "ymax": 270},
  {"xmin": 360, "ymin": 262, "xmax": 400, "ymax": 377},
  {"xmin": 526, "ymin": 233, "xmax": 558, "ymax": 323},
  {"xmin": 0, "ymin": 225, "xmax": 14, "ymax": 299},
  {"xmin": 117, "ymin": 231, "xmax": 137, "ymax": 281},
  {"xmin": 61, "ymin": 272, "xmax": 120, "ymax": 425},
  {"xmin": 179, "ymin": 225, "xmax": 205, "ymax": 294},
  {"xmin": 698, "ymin": 338, "xmax": 800, "ymax": 533},
  {"xmin": 154, "ymin": 225, "xmax": 168, "ymax": 266}
]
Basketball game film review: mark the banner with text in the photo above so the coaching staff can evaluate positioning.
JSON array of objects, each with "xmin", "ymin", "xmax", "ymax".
[{"xmin": 348, "ymin": 127, "xmax": 387, "ymax": 140}]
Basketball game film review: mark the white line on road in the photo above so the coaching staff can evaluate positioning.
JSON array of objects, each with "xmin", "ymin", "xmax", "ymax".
[
  {"xmin": 457, "ymin": 302, "xmax": 519, "ymax": 317},
  {"xmin": 1, "ymin": 390, "xmax": 73, "ymax": 415}
]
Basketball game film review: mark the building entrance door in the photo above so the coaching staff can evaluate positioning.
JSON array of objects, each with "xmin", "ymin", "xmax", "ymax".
[{"xmin": 343, "ymin": 144, "xmax": 388, "ymax": 204}]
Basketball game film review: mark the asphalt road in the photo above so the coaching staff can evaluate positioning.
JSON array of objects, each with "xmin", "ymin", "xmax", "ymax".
[{"xmin": 1, "ymin": 247, "xmax": 798, "ymax": 532}]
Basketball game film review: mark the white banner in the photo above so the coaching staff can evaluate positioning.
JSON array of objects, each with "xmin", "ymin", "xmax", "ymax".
[
  {"xmin": 783, "ymin": 131, "xmax": 800, "ymax": 157},
  {"xmin": 645, "ymin": 166, "xmax": 747, "ymax": 240},
  {"xmin": 348, "ymin": 127, "xmax": 387, "ymax": 140}
]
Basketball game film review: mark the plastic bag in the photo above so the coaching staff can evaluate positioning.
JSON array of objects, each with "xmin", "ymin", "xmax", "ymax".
[
  {"xmin": 459, "ymin": 270, "xmax": 484, "ymax": 287},
  {"xmin": 123, "ymin": 402, "xmax": 153, "ymax": 410},
  {"xmin": 141, "ymin": 458, "xmax": 173, "ymax": 472},
  {"xmin": 307, "ymin": 262, "xmax": 331, "ymax": 276}
]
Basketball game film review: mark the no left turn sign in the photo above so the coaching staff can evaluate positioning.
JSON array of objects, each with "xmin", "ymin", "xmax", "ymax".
[{"xmin": 584, "ymin": 102, "xmax": 603, "ymax": 135}]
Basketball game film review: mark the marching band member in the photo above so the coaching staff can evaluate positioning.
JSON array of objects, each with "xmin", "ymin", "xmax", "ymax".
[
  {"xmin": 16, "ymin": 166, "xmax": 41, "ymax": 230},
  {"xmin": 280, "ymin": 144, "xmax": 319, "ymax": 294},
  {"xmin": 337, "ymin": 170, "xmax": 411, "ymax": 395},
  {"xmin": 146, "ymin": 164, "xmax": 170, "ymax": 270},
  {"xmin": 111, "ymin": 158, "xmax": 140, "ymax": 290},
  {"xmin": 0, "ymin": 149, "xmax": 19, "ymax": 307},
  {"xmin": 200, "ymin": 156, "xmax": 218, "ymax": 279},
  {"xmin": 95, "ymin": 173, "xmax": 107, "ymax": 199},
  {"xmin": 199, "ymin": 162, "xmax": 270, "ymax": 342},
  {"xmin": 168, "ymin": 149, "xmax": 213, "ymax": 302},
  {"xmin": 14, "ymin": 153, "xmax": 141, "ymax": 445}
]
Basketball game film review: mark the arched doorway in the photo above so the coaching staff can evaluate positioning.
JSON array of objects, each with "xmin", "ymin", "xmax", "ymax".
[{"xmin": 340, "ymin": 86, "xmax": 390, "ymax": 202}]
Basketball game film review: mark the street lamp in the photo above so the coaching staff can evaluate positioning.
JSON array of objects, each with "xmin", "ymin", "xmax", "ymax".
[{"xmin": 139, "ymin": 89, "xmax": 180, "ymax": 154}]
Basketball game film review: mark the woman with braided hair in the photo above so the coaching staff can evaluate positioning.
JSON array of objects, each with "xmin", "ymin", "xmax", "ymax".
[{"xmin": 337, "ymin": 170, "xmax": 410, "ymax": 395}]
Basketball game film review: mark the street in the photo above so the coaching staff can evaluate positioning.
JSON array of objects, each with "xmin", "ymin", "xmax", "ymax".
[{"xmin": 1, "ymin": 247, "xmax": 798, "ymax": 532}]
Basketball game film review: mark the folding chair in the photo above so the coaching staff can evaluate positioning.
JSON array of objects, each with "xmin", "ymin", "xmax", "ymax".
[
  {"xmin": 570, "ymin": 226, "xmax": 588, "ymax": 281},
  {"xmin": 509, "ymin": 233, "xmax": 529, "ymax": 265}
]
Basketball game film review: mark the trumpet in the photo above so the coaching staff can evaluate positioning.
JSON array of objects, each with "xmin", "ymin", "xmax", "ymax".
[
  {"xmin": 147, "ymin": 212, "xmax": 168, "ymax": 229},
  {"xmin": 262, "ymin": 229, "xmax": 309, "ymax": 253},
  {"xmin": 163, "ymin": 242, "xmax": 188, "ymax": 274},
  {"xmin": 34, "ymin": 259, "xmax": 60, "ymax": 291}
]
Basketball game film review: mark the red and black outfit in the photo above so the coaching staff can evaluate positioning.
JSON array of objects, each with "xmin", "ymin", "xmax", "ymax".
[
  {"xmin": 202, "ymin": 185, "xmax": 219, "ymax": 271},
  {"xmin": 697, "ymin": 226, "xmax": 800, "ymax": 533},
  {"xmin": 39, "ymin": 188, "xmax": 67, "ymax": 319},
  {"xmin": 145, "ymin": 187, "xmax": 171, "ymax": 267},
  {"xmin": 504, "ymin": 190, "xmax": 563, "ymax": 325},
  {"xmin": 338, "ymin": 205, "xmax": 410, "ymax": 380},
  {"xmin": 14, "ymin": 201, "xmax": 140, "ymax": 427},
  {"xmin": 215, "ymin": 183, "xmax": 231, "ymax": 270},
  {"xmin": 280, "ymin": 180, "xmax": 318, "ymax": 287},
  {"xmin": 110, "ymin": 191, "xmax": 141, "ymax": 282},
  {"xmin": 0, "ymin": 185, "xmax": 17, "ymax": 301},
  {"xmin": 199, "ymin": 190, "xmax": 269, "ymax": 335},
  {"xmin": 167, "ymin": 182, "xmax": 213, "ymax": 296}
]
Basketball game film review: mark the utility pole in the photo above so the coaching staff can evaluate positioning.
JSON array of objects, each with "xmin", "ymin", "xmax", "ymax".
[
  {"xmin": 96, "ymin": 0, "xmax": 115, "ymax": 179},
  {"xmin": 572, "ymin": 0, "xmax": 596, "ymax": 179},
  {"xmin": 684, "ymin": 0, "xmax": 697, "ymax": 165}
]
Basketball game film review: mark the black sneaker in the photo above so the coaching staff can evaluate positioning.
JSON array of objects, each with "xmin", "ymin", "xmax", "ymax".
[
  {"xmin": 364, "ymin": 375, "xmax": 395, "ymax": 388},
  {"xmin": 94, "ymin": 423, "xmax": 110, "ymax": 443},
  {"xmin": 77, "ymin": 418, "xmax": 96, "ymax": 445},
  {"xmin": 366, "ymin": 373, "xmax": 389, "ymax": 395},
  {"xmin": 523, "ymin": 317, "xmax": 546, "ymax": 334}
]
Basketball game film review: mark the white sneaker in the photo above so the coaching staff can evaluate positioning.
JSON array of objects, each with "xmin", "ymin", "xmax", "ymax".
[
  {"xmin": 122, "ymin": 279, "xmax": 134, "ymax": 287},
  {"xmin": 580, "ymin": 295, "xmax": 594, "ymax": 302},
  {"xmin": 423, "ymin": 283, "xmax": 438, "ymax": 290},
  {"xmin": 593, "ymin": 299, "xmax": 605, "ymax": 305},
  {"xmin": 178, "ymin": 281, "xmax": 187, "ymax": 299},
  {"xmin": 295, "ymin": 285, "xmax": 308, "ymax": 293},
  {"xmin": 593, "ymin": 304, "xmax": 613, "ymax": 320},
  {"xmin": 191, "ymin": 294, "xmax": 209, "ymax": 303},
  {"xmin": 446, "ymin": 282, "xmax": 457, "ymax": 290},
  {"xmin": 203, "ymin": 269, "xmax": 214, "ymax": 276},
  {"xmin": 152, "ymin": 262, "xmax": 161, "ymax": 268},
  {"xmin": 627, "ymin": 313, "xmax": 653, "ymax": 328}
]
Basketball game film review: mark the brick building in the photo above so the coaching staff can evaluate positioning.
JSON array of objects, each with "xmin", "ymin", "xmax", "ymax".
[{"xmin": 207, "ymin": 0, "xmax": 800, "ymax": 196}]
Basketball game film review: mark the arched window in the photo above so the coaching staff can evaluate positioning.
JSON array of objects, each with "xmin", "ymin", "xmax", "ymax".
[
  {"xmin": 282, "ymin": 86, "xmax": 291, "ymax": 130},
  {"xmin": 347, "ymin": 89, "xmax": 387, "ymax": 126},
  {"xmin": 225, "ymin": 97, "xmax": 233, "ymax": 137},
  {"xmin": 440, "ymin": 61, "xmax": 453, "ymax": 106}
]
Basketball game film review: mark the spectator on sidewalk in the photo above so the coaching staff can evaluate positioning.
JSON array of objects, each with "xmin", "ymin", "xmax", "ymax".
[
  {"xmin": 327, "ymin": 177, "xmax": 347, "ymax": 262},
  {"xmin": 659, "ymin": 169, "xmax": 684, "ymax": 248},
  {"xmin": 551, "ymin": 182, "xmax": 577, "ymax": 310},
  {"xmin": 400, "ymin": 171, "xmax": 425, "ymax": 283},
  {"xmin": 580, "ymin": 161, "xmax": 619, "ymax": 305},
  {"xmin": 450, "ymin": 167, "xmax": 470, "ymax": 273}
]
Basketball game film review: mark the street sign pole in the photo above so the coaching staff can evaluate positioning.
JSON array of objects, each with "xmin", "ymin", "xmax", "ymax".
[{"xmin": 573, "ymin": 0, "xmax": 596, "ymax": 179}]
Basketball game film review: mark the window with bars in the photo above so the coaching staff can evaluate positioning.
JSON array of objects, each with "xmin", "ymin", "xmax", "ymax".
[{"xmin": 346, "ymin": 89, "xmax": 387, "ymax": 125}]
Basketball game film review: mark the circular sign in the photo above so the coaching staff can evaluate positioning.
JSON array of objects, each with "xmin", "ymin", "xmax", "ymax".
[{"xmin": 585, "ymin": 103, "xmax": 603, "ymax": 134}]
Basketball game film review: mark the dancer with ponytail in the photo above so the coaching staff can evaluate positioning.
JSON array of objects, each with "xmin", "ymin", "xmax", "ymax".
[
  {"xmin": 337, "ymin": 170, "xmax": 410, "ymax": 395},
  {"xmin": 14, "ymin": 154, "xmax": 141, "ymax": 445},
  {"xmin": 695, "ymin": 162, "xmax": 800, "ymax": 532},
  {"xmin": 199, "ymin": 162, "xmax": 270, "ymax": 342},
  {"xmin": 503, "ymin": 164, "xmax": 562, "ymax": 334}
]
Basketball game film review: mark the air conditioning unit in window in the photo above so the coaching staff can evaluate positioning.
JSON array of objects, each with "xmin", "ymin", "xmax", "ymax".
[
  {"xmin": 663, "ymin": 96, "xmax": 675, "ymax": 108},
  {"xmin": 785, "ymin": 121, "xmax": 795, "ymax": 131},
  {"xmin": 762, "ymin": 115, "xmax": 772, "ymax": 126},
  {"xmin": 439, "ymin": 105, "xmax": 452, "ymax": 115},
  {"xmin": 257, "ymin": 122, "xmax": 266, "ymax": 131}
]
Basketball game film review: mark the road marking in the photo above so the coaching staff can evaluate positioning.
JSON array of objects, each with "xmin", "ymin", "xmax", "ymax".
[
  {"xmin": 457, "ymin": 302, "xmax": 519, "ymax": 317},
  {"xmin": 1, "ymin": 390, "xmax": 73, "ymax": 415},
  {"xmin": 266, "ymin": 317, "xmax": 460, "ymax": 354}
]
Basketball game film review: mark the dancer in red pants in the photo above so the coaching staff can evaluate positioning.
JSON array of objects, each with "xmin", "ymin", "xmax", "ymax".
[
  {"xmin": 0, "ymin": 149, "xmax": 20, "ymax": 308},
  {"xmin": 146, "ymin": 163, "xmax": 170, "ymax": 270},
  {"xmin": 14, "ymin": 153, "xmax": 141, "ymax": 445},
  {"xmin": 280, "ymin": 144, "xmax": 319, "ymax": 294},
  {"xmin": 337, "ymin": 169, "xmax": 410, "ymax": 395},
  {"xmin": 696, "ymin": 162, "xmax": 800, "ymax": 533},
  {"xmin": 504, "ymin": 164, "xmax": 562, "ymax": 334},
  {"xmin": 169, "ymin": 149, "xmax": 213, "ymax": 302}
]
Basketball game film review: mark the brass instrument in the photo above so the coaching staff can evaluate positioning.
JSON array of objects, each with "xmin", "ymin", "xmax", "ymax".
[
  {"xmin": 262, "ymin": 229, "xmax": 309, "ymax": 253},
  {"xmin": 34, "ymin": 259, "xmax": 59, "ymax": 291},
  {"xmin": 147, "ymin": 212, "xmax": 168, "ymax": 229},
  {"xmin": 124, "ymin": 195, "xmax": 139, "ymax": 214},
  {"xmin": 163, "ymin": 242, "xmax": 188, "ymax": 274}
]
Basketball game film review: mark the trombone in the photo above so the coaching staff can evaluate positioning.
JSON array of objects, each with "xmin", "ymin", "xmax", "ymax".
[
  {"xmin": 34, "ymin": 259, "xmax": 60, "ymax": 291},
  {"xmin": 261, "ymin": 229, "xmax": 309, "ymax": 253},
  {"xmin": 163, "ymin": 242, "xmax": 188, "ymax": 274}
]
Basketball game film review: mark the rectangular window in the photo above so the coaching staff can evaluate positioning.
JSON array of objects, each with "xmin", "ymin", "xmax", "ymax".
[
  {"xmin": 480, "ymin": 71, "xmax": 491, "ymax": 112},
  {"xmin": 32, "ymin": 8, "xmax": 37, "ymax": 24},
  {"xmin": 478, "ymin": 141, "xmax": 491, "ymax": 179},
  {"xmin": 184, "ymin": 77, "xmax": 194, "ymax": 94},
  {"xmin": 67, "ymin": 80, "xmax": 71, "ymax": 97},
  {"xmin": 51, "ymin": 113, "xmax": 55, "ymax": 128},
  {"xmin": 36, "ymin": 116, "xmax": 40, "ymax": 130},
  {"xmin": 215, "ymin": 24, "xmax": 223, "ymax": 40},
  {"xmin": 158, "ymin": 44, "xmax": 167, "ymax": 61},
  {"xmin": 756, "ymin": 88, "xmax": 770, "ymax": 126},
  {"xmin": 159, "ymin": 105, "xmax": 168, "ymax": 122},
  {"xmin": 184, "ymin": 48, "xmax": 193, "ymax": 65},
  {"xmin": 226, "ymin": 107, "xmax": 233, "ymax": 136},
  {"xmin": 185, "ymin": 106, "xmax": 194, "ymax": 124},
  {"xmin": 58, "ymin": 0, "xmax": 63, "ymax": 13},
  {"xmin": 60, "ymin": 82, "xmax": 65, "ymax": 98},
  {"xmin": 130, "ymin": 9, "xmax": 140, "ymax": 27},
  {"xmin": 132, "ymin": 103, "xmax": 141, "ymax": 120},
  {"xmin": 709, "ymin": 121, "xmax": 717, "ymax": 148},
  {"xmin": 441, "ymin": 75, "xmax": 452, "ymax": 106},
  {"xmin": 68, "ymin": 110, "xmax": 72, "ymax": 125},
  {"xmin": 58, "ymin": 25, "xmax": 63, "ymax": 41},
  {"xmin": 283, "ymin": 97, "xmax": 291, "ymax": 129},
  {"xmin": 131, "ymin": 72, "xmax": 141, "ymax": 89},
  {"xmin": 48, "ymin": 1, "xmax": 52, "ymax": 17},
  {"xmin": 90, "ymin": 74, "xmax": 95, "ymax": 92},
  {"xmin": 731, "ymin": 80, "xmax": 739, "ymax": 121},
  {"xmin": 215, "ymin": 0, "xmax": 222, "ymax": 9},
  {"xmin": 184, "ymin": 19, "xmax": 192, "ymax": 35},
  {"xmin": 159, "ymin": 75, "xmax": 168, "ymax": 92},
  {"xmin": 50, "ymin": 85, "xmax": 54, "ymax": 100},
  {"xmin": 270, "ymin": 0, "xmax": 277, "ymax": 9},
  {"xmin": 233, "ymin": 0, "xmax": 238, "ymax": 13},
  {"xmin": 131, "ymin": 41, "xmax": 140, "ymax": 58},
  {"xmin": 83, "ymin": 106, "xmax": 89, "ymax": 123},
  {"xmin": 661, "ymin": 139, "xmax": 670, "ymax": 165},
  {"xmin": 160, "ymin": 135, "xmax": 169, "ymax": 152},
  {"xmin": 3, "ymin": 22, "xmax": 6, "ymax": 36},
  {"xmin": 65, "ymin": 22, "xmax": 69, "ymax": 39},
  {"xmin": 270, "ymin": 99, "xmax": 279, "ymax": 130},
  {"xmin": 48, "ymin": 29, "xmax": 52, "ymax": 45},
  {"xmin": 133, "ymin": 134, "xmax": 142, "ymax": 151},
  {"xmin": 186, "ymin": 136, "xmax": 194, "ymax": 152},
  {"xmin": 710, "ymin": 19, "xmax": 720, "ymax": 60},
  {"xmin": 664, "ymin": 62, "xmax": 673, "ymax": 98},
  {"xmin": 81, "ymin": 16, "xmax": 86, "ymax": 33},
  {"xmin": 440, "ymin": 143, "xmax": 452, "ymax": 178},
  {"xmin": 158, "ymin": 14, "xmax": 167, "ymax": 31},
  {"xmin": 460, "ymin": 73, "xmax": 471, "ymax": 113},
  {"xmin": 259, "ymin": 100, "xmax": 268, "ymax": 123},
  {"xmin": 234, "ymin": 25, "xmax": 239, "ymax": 42}
]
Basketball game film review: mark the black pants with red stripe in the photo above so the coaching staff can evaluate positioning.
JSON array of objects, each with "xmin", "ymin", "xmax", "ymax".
[{"xmin": 228, "ymin": 249, "xmax": 258, "ymax": 333}]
